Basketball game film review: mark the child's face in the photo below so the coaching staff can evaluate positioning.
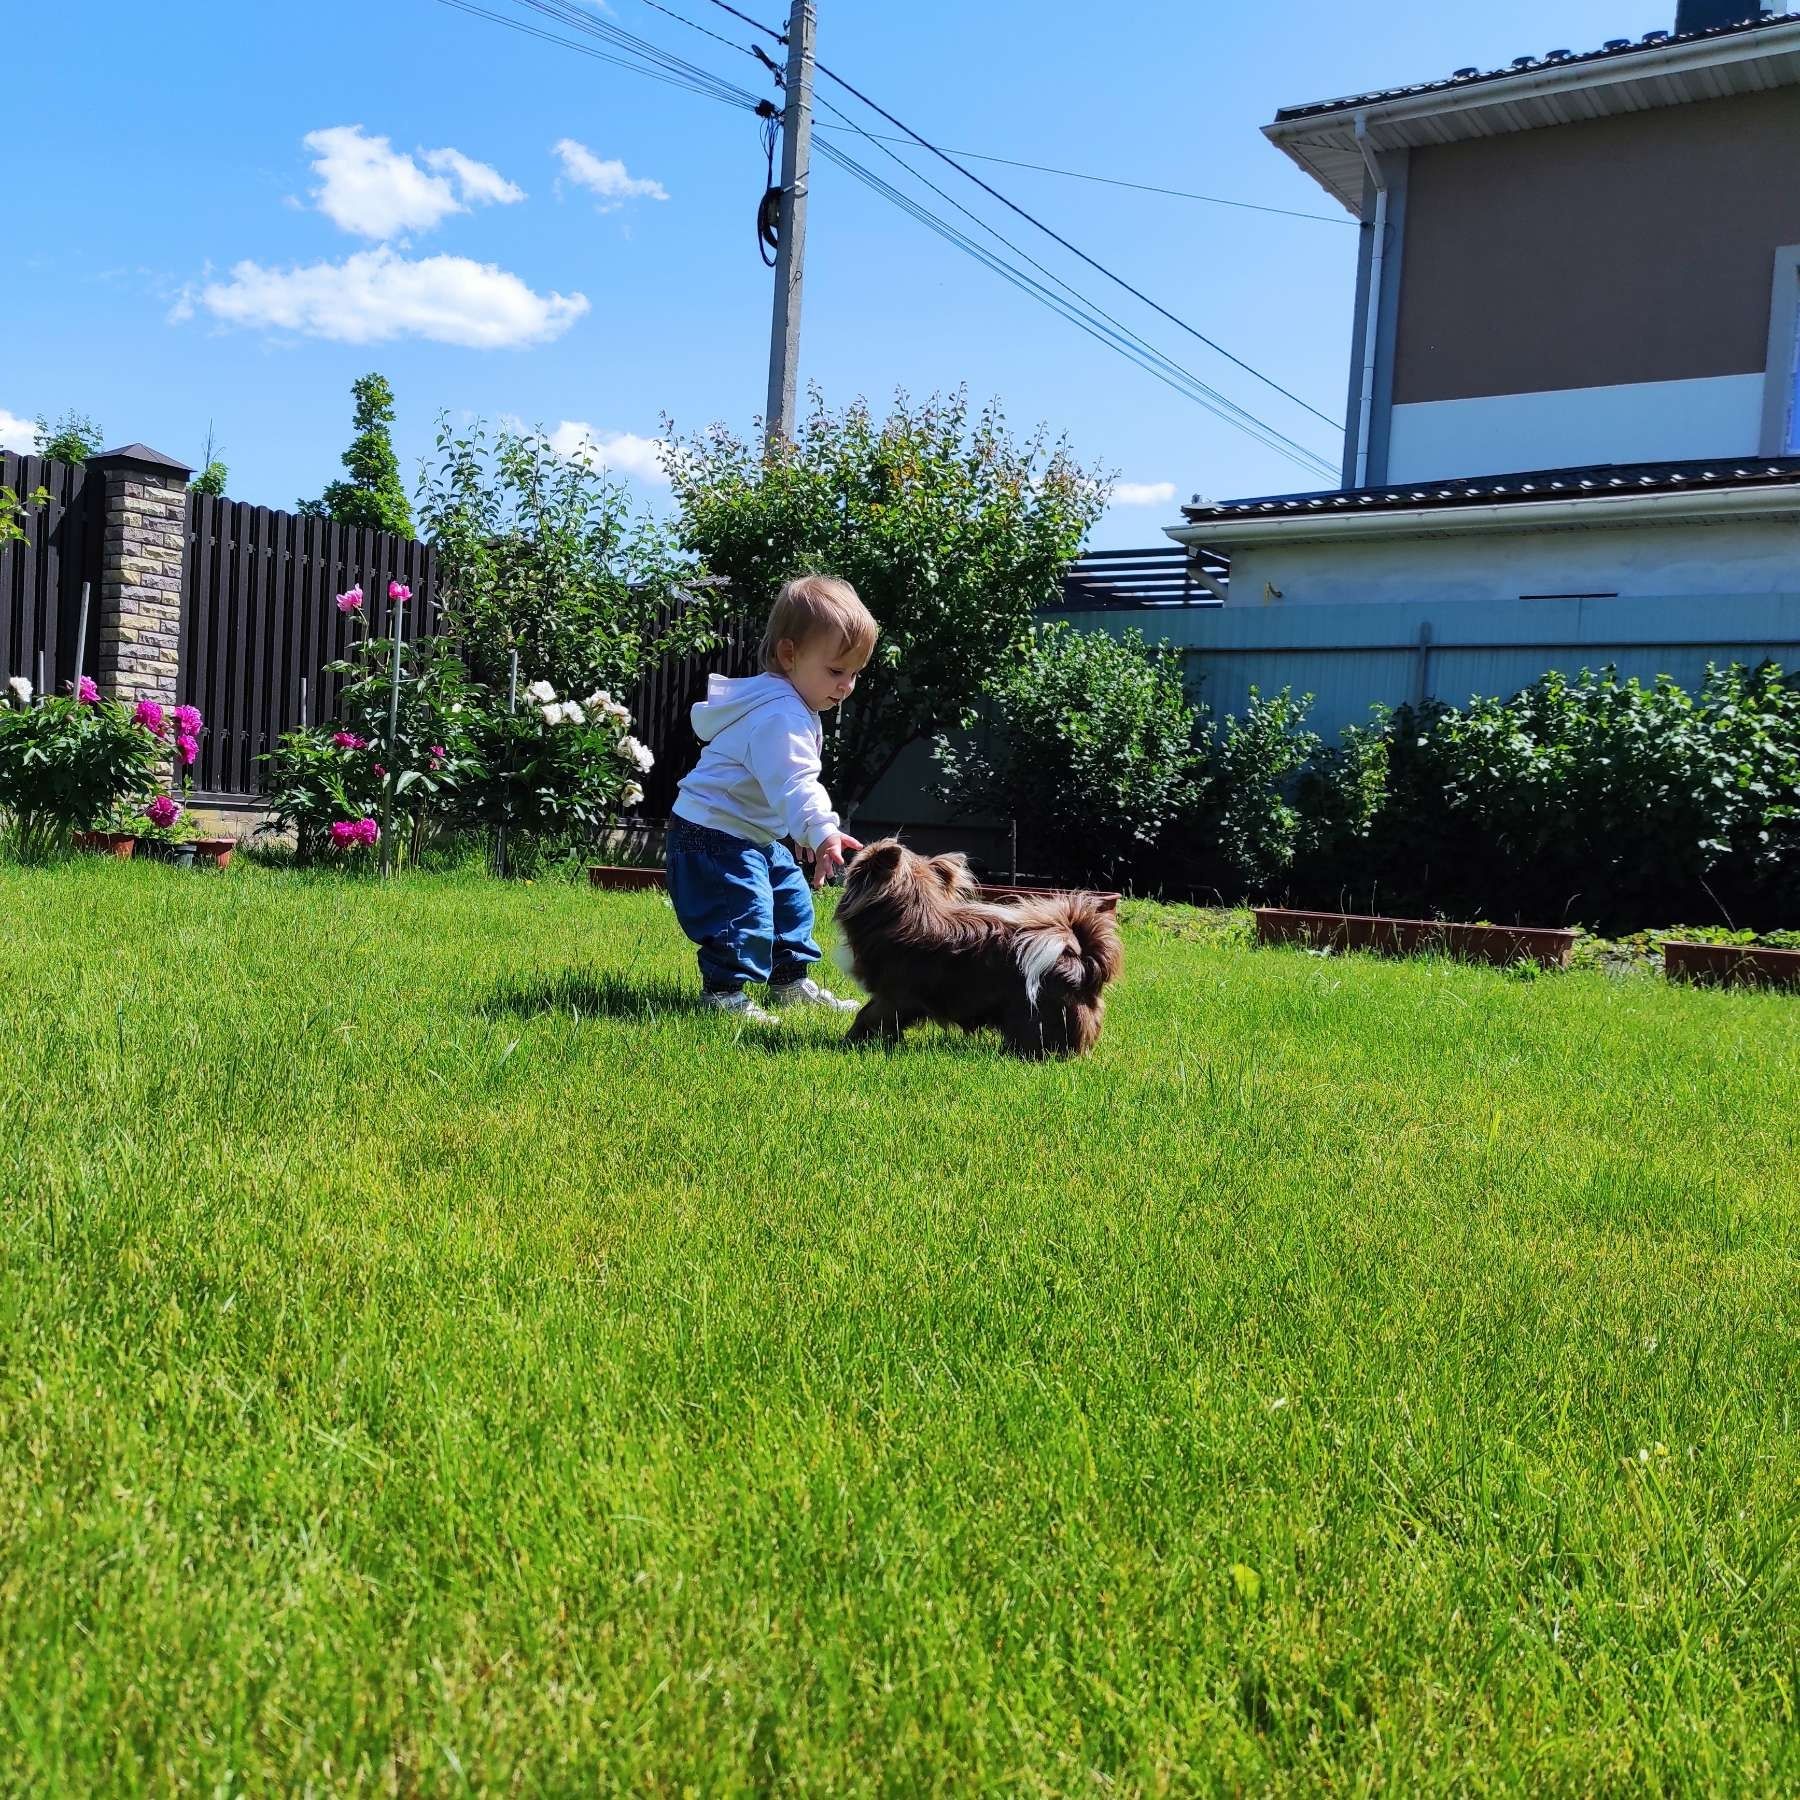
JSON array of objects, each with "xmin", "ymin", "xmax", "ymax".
[{"xmin": 777, "ymin": 634, "xmax": 869, "ymax": 713}]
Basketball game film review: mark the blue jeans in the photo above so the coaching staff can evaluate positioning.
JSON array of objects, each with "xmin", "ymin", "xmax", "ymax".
[{"xmin": 665, "ymin": 816, "xmax": 821, "ymax": 993}]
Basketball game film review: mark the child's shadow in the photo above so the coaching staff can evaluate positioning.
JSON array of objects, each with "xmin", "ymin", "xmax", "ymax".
[{"xmin": 482, "ymin": 968, "xmax": 707, "ymax": 1022}]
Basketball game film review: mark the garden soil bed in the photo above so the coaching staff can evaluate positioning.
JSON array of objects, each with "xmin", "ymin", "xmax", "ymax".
[
  {"xmin": 1254, "ymin": 907, "xmax": 1576, "ymax": 970},
  {"xmin": 1663, "ymin": 940, "xmax": 1800, "ymax": 989}
]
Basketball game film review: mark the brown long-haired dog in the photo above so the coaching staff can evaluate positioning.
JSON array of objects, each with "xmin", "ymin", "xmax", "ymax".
[{"xmin": 833, "ymin": 839, "xmax": 1123, "ymax": 1058}]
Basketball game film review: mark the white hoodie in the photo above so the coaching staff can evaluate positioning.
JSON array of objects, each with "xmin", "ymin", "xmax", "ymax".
[{"xmin": 672, "ymin": 672, "xmax": 841, "ymax": 850}]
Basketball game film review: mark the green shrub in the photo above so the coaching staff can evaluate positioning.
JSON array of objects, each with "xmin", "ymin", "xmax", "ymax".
[{"xmin": 935, "ymin": 624, "xmax": 1203, "ymax": 888}]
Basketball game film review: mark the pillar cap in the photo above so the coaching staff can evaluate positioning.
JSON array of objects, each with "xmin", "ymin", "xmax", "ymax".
[{"xmin": 88, "ymin": 443, "xmax": 194, "ymax": 478}]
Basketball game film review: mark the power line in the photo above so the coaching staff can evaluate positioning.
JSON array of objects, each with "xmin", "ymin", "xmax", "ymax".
[
  {"xmin": 695, "ymin": 0, "xmax": 784, "ymax": 40},
  {"xmin": 810, "ymin": 60, "xmax": 1343, "ymax": 431},
  {"xmin": 810, "ymin": 90, "xmax": 1335, "ymax": 474},
  {"xmin": 509, "ymin": 0, "xmax": 764, "ymax": 104},
  {"xmin": 636, "ymin": 0, "xmax": 761, "ymax": 62},
  {"xmin": 811, "ymin": 134, "xmax": 1335, "ymax": 477},
  {"xmin": 431, "ymin": 0, "xmax": 761, "ymax": 106},
  {"xmin": 812, "ymin": 128, "xmax": 1352, "ymax": 225}
]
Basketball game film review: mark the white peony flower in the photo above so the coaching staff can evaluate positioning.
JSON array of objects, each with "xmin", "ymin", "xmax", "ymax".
[
  {"xmin": 540, "ymin": 703, "xmax": 562, "ymax": 726},
  {"xmin": 559, "ymin": 700, "xmax": 585, "ymax": 725},
  {"xmin": 6, "ymin": 675, "xmax": 31, "ymax": 705},
  {"xmin": 606, "ymin": 699, "xmax": 632, "ymax": 726},
  {"xmin": 621, "ymin": 781, "xmax": 644, "ymax": 808},
  {"xmin": 527, "ymin": 679, "xmax": 557, "ymax": 704},
  {"xmin": 615, "ymin": 734, "xmax": 654, "ymax": 773},
  {"xmin": 450, "ymin": 702, "xmax": 463, "ymax": 714}
]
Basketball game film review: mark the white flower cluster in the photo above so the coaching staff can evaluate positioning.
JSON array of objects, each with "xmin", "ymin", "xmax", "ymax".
[
  {"xmin": 6, "ymin": 675, "xmax": 32, "ymax": 706},
  {"xmin": 615, "ymin": 734, "xmax": 654, "ymax": 773},
  {"xmin": 526, "ymin": 680, "xmax": 585, "ymax": 727},
  {"xmin": 582, "ymin": 688, "xmax": 632, "ymax": 729},
  {"xmin": 621, "ymin": 780, "xmax": 645, "ymax": 808}
]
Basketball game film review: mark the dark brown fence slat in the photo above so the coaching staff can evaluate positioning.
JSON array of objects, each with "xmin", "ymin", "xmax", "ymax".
[{"xmin": 1, "ymin": 451, "xmax": 97, "ymax": 700}]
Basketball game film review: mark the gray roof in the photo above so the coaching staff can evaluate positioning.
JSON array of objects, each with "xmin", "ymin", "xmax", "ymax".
[
  {"xmin": 1273, "ymin": 10, "xmax": 1791, "ymax": 124},
  {"xmin": 1180, "ymin": 456, "xmax": 1800, "ymax": 525}
]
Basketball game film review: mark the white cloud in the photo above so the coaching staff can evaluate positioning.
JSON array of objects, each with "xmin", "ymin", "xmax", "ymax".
[
  {"xmin": 306, "ymin": 125, "xmax": 524, "ymax": 240},
  {"xmin": 1111, "ymin": 480, "xmax": 1178, "ymax": 507},
  {"xmin": 194, "ymin": 247, "xmax": 588, "ymax": 348},
  {"xmin": 424, "ymin": 147, "xmax": 526, "ymax": 209},
  {"xmin": 0, "ymin": 408, "xmax": 37, "ymax": 454},
  {"xmin": 548, "ymin": 420, "xmax": 670, "ymax": 485},
  {"xmin": 552, "ymin": 139, "xmax": 669, "ymax": 212}
]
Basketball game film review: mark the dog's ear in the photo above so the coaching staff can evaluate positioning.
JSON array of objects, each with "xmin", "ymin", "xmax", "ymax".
[
  {"xmin": 1094, "ymin": 893, "xmax": 1120, "ymax": 914},
  {"xmin": 928, "ymin": 851, "xmax": 973, "ymax": 891}
]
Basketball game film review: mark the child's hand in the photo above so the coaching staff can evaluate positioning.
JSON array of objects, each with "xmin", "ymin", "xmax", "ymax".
[{"xmin": 809, "ymin": 831, "xmax": 863, "ymax": 887}]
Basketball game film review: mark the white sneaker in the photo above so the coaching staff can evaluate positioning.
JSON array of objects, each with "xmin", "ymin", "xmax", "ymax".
[
  {"xmin": 701, "ymin": 991, "xmax": 780, "ymax": 1024},
  {"xmin": 768, "ymin": 976, "xmax": 859, "ymax": 1014}
]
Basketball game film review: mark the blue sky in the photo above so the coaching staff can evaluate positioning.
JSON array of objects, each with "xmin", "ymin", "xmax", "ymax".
[{"xmin": 9, "ymin": 0, "xmax": 1694, "ymax": 549}]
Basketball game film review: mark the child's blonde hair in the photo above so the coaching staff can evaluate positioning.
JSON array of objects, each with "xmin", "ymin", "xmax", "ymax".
[{"xmin": 759, "ymin": 573, "xmax": 879, "ymax": 672}]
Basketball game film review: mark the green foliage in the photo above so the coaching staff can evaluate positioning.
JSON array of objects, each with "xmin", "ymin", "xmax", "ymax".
[
  {"xmin": 1, "ymin": 483, "xmax": 49, "ymax": 549},
  {"xmin": 666, "ymin": 387, "xmax": 1109, "ymax": 811},
  {"xmin": 1203, "ymin": 686, "xmax": 1323, "ymax": 893},
  {"xmin": 0, "ymin": 689, "xmax": 162, "ymax": 859},
  {"xmin": 33, "ymin": 409, "xmax": 103, "ymax": 465},
  {"xmin": 935, "ymin": 623, "xmax": 1203, "ymax": 887},
  {"xmin": 301, "ymin": 373, "xmax": 414, "ymax": 535},
  {"xmin": 262, "ymin": 631, "xmax": 474, "ymax": 864},
  {"xmin": 190, "ymin": 421, "xmax": 229, "ymax": 497},
  {"xmin": 417, "ymin": 414, "xmax": 710, "ymax": 702}
]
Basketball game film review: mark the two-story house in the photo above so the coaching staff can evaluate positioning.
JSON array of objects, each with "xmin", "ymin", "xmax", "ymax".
[{"xmin": 1168, "ymin": 1, "xmax": 1800, "ymax": 611}]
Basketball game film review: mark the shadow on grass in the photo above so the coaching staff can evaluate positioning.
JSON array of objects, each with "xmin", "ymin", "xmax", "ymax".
[{"xmin": 482, "ymin": 968, "xmax": 709, "ymax": 1022}]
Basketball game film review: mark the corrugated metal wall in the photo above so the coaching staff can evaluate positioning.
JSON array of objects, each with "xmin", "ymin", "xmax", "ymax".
[{"xmin": 1065, "ymin": 593, "xmax": 1800, "ymax": 740}]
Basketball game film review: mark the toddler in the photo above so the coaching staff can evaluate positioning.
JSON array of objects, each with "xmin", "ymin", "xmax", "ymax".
[{"xmin": 667, "ymin": 574, "xmax": 876, "ymax": 1022}]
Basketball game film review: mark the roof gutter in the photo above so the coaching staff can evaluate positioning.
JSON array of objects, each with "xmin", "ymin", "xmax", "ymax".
[
  {"xmin": 1165, "ymin": 482, "xmax": 1800, "ymax": 548},
  {"xmin": 1352, "ymin": 114, "xmax": 1387, "ymax": 490}
]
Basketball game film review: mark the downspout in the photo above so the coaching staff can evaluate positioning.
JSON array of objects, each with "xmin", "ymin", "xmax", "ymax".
[{"xmin": 1354, "ymin": 113, "xmax": 1388, "ymax": 489}]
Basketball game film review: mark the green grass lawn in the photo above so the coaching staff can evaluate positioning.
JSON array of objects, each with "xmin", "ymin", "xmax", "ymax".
[{"xmin": 2, "ymin": 861, "xmax": 1796, "ymax": 1795}]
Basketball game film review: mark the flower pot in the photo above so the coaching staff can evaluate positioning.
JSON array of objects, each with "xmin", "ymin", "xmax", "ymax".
[
  {"xmin": 152, "ymin": 841, "xmax": 199, "ymax": 869},
  {"xmin": 588, "ymin": 865, "xmax": 667, "ymax": 892},
  {"xmin": 194, "ymin": 838, "xmax": 236, "ymax": 870},
  {"xmin": 1663, "ymin": 940, "xmax": 1800, "ymax": 990},
  {"xmin": 72, "ymin": 830, "xmax": 137, "ymax": 859},
  {"xmin": 1253, "ymin": 907, "xmax": 1576, "ymax": 971}
]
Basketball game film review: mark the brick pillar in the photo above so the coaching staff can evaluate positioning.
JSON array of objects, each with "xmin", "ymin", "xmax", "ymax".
[{"xmin": 89, "ymin": 443, "xmax": 192, "ymax": 710}]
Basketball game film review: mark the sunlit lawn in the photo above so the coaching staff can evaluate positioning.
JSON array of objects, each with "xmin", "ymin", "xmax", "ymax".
[{"xmin": 2, "ymin": 860, "xmax": 1795, "ymax": 1793}]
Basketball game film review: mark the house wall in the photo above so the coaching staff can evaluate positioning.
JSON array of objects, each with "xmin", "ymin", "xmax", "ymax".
[
  {"xmin": 1220, "ymin": 513, "xmax": 1800, "ymax": 608},
  {"xmin": 1383, "ymin": 87, "xmax": 1800, "ymax": 480}
]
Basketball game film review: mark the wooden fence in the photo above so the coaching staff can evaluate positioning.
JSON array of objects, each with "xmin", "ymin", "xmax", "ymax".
[
  {"xmin": 184, "ymin": 497, "xmax": 437, "ymax": 800},
  {"xmin": 627, "ymin": 598, "xmax": 758, "ymax": 815},
  {"xmin": 0, "ymin": 452, "xmax": 101, "ymax": 697}
]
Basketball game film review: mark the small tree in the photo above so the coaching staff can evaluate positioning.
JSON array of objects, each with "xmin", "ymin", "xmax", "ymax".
[
  {"xmin": 666, "ymin": 387, "xmax": 1110, "ymax": 814},
  {"xmin": 935, "ymin": 624, "xmax": 1204, "ymax": 888},
  {"xmin": 416, "ymin": 413, "xmax": 711, "ymax": 701},
  {"xmin": 190, "ymin": 422, "xmax": 228, "ymax": 498},
  {"xmin": 301, "ymin": 373, "xmax": 414, "ymax": 535},
  {"xmin": 33, "ymin": 410, "xmax": 103, "ymax": 465}
]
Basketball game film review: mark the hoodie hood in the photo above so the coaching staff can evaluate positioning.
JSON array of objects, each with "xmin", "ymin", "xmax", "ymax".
[{"xmin": 690, "ymin": 671, "xmax": 803, "ymax": 743}]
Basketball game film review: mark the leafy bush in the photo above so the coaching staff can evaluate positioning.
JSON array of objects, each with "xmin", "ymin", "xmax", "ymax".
[
  {"xmin": 1291, "ymin": 662, "xmax": 1800, "ymax": 929},
  {"xmin": 0, "ymin": 679, "xmax": 166, "ymax": 859},
  {"xmin": 417, "ymin": 414, "xmax": 710, "ymax": 703},
  {"xmin": 934, "ymin": 624, "xmax": 1202, "ymax": 887},
  {"xmin": 2, "ymin": 482, "xmax": 49, "ymax": 549},
  {"xmin": 667, "ymin": 387, "xmax": 1109, "ymax": 813},
  {"xmin": 33, "ymin": 410, "xmax": 103, "ymax": 465},
  {"xmin": 1200, "ymin": 687, "xmax": 1323, "ymax": 895}
]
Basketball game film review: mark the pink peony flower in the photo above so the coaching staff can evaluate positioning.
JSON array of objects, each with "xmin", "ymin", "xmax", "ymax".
[
  {"xmin": 175, "ymin": 733, "xmax": 199, "ymax": 767},
  {"xmin": 388, "ymin": 580, "xmax": 412, "ymax": 603},
  {"xmin": 329, "ymin": 820, "xmax": 356, "ymax": 847},
  {"xmin": 354, "ymin": 817, "xmax": 381, "ymax": 845},
  {"xmin": 172, "ymin": 704, "xmax": 203, "ymax": 737},
  {"xmin": 143, "ymin": 794, "xmax": 181, "ymax": 829},
  {"xmin": 427, "ymin": 743, "xmax": 446, "ymax": 770},
  {"xmin": 76, "ymin": 676, "xmax": 101, "ymax": 704},
  {"xmin": 332, "ymin": 731, "xmax": 367, "ymax": 750},
  {"xmin": 371, "ymin": 763, "xmax": 387, "ymax": 778},
  {"xmin": 336, "ymin": 586, "xmax": 365, "ymax": 614},
  {"xmin": 133, "ymin": 699, "xmax": 167, "ymax": 737}
]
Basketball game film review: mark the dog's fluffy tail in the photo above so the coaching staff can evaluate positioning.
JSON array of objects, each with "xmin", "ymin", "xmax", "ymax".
[{"xmin": 1014, "ymin": 893, "xmax": 1123, "ymax": 1006}]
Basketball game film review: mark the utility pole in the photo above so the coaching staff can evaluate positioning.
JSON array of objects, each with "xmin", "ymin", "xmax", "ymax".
[{"xmin": 764, "ymin": 0, "xmax": 815, "ymax": 447}]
